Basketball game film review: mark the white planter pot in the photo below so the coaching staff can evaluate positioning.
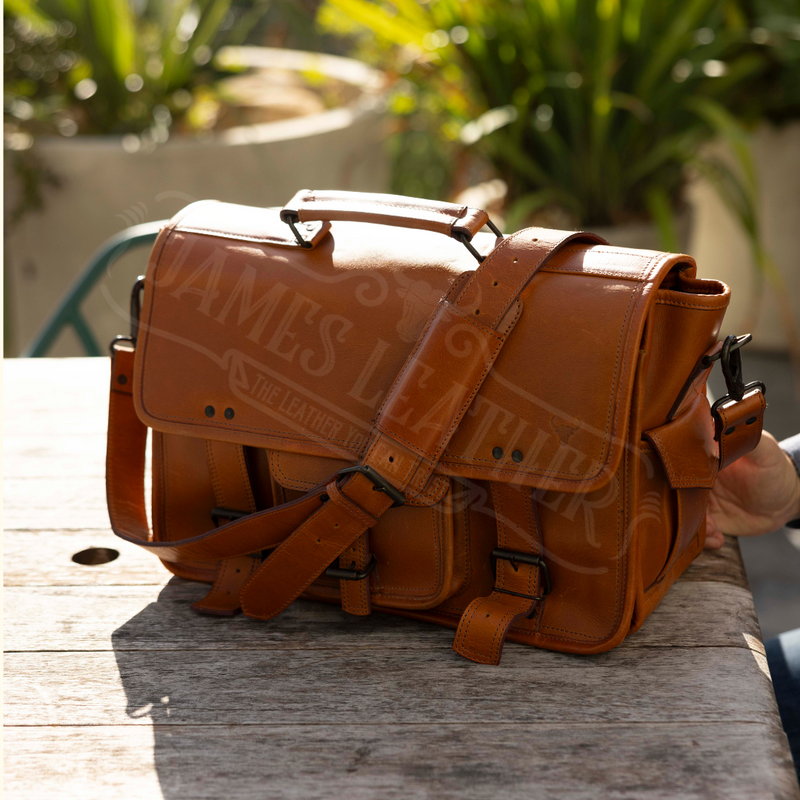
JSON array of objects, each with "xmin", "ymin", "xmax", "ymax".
[
  {"xmin": 4, "ymin": 48, "xmax": 389, "ymax": 356},
  {"xmin": 686, "ymin": 121, "xmax": 800, "ymax": 352}
]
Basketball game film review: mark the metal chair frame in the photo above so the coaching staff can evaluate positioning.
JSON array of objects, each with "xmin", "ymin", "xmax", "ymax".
[{"xmin": 23, "ymin": 220, "xmax": 165, "ymax": 357}]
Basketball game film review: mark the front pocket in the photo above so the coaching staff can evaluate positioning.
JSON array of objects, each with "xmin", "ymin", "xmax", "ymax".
[{"xmin": 267, "ymin": 450, "xmax": 463, "ymax": 610}]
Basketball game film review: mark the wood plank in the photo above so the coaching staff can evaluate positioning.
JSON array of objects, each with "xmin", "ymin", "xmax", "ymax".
[
  {"xmin": 2, "ymin": 580, "xmax": 763, "ymax": 653},
  {"xmin": 5, "ymin": 722, "xmax": 799, "ymax": 800},
  {"xmin": 3, "ymin": 476, "xmax": 120, "ymax": 530},
  {"xmin": 3, "ymin": 645, "xmax": 778, "ymax": 728},
  {"xmin": 3, "ymin": 434, "xmax": 107, "ymax": 478},
  {"xmin": 3, "ymin": 529, "xmax": 166, "ymax": 587},
  {"xmin": 683, "ymin": 536, "xmax": 749, "ymax": 588}
]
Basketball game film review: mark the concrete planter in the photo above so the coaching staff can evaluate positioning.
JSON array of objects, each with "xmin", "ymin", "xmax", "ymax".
[
  {"xmin": 687, "ymin": 121, "xmax": 800, "ymax": 352},
  {"xmin": 4, "ymin": 47, "xmax": 389, "ymax": 356}
]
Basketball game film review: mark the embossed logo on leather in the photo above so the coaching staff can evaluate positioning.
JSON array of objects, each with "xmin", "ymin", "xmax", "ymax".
[{"xmin": 550, "ymin": 414, "xmax": 580, "ymax": 445}]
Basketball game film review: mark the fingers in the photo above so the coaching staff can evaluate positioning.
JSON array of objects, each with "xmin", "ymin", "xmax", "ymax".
[
  {"xmin": 704, "ymin": 530, "xmax": 724, "ymax": 549},
  {"xmin": 704, "ymin": 513, "xmax": 724, "ymax": 549}
]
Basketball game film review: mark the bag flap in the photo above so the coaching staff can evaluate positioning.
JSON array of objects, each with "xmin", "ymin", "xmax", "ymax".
[{"xmin": 134, "ymin": 201, "xmax": 693, "ymax": 493}]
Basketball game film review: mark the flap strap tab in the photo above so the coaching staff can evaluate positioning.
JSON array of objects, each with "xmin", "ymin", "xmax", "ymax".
[{"xmin": 453, "ymin": 483, "xmax": 546, "ymax": 665}]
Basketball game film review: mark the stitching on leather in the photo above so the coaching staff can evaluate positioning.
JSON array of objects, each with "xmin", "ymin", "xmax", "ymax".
[
  {"xmin": 270, "ymin": 449, "xmax": 449, "ymax": 506},
  {"xmin": 655, "ymin": 299, "xmax": 728, "ymax": 310},
  {"xmin": 329, "ymin": 485, "xmax": 378, "ymax": 528},
  {"xmin": 373, "ymin": 302, "xmax": 452, "ymax": 421},
  {"xmin": 241, "ymin": 512, "xmax": 365, "ymax": 620},
  {"xmin": 378, "ymin": 330, "xmax": 505, "ymax": 463},
  {"xmin": 453, "ymin": 229, "xmax": 522, "ymax": 307},
  {"xmin": 236, "ymin": 445, "xmax": 257, "ymax": 512},
  {"xmin": 176, "ymin": 225, "xmax": 307, "ymax": 246},
  {"xmin": 490, "ymin": 234, "xmax": 588, "ymax": 325},
  {"xmin": 648, "ymin": 426, "xmax": 717, "ymax": 487},
  {"xmin": 441, "ymin": 282, "xmax": 640, "ymax": 479},
  {"xmin": 204, "ymin": 441, "xmax": 225, "ymax": 507},
  {"xmin": 493, "ymin": 484, "xmax": 506, "ymax": 590}
]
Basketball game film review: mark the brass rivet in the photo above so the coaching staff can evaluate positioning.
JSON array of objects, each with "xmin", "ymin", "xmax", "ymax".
[
  {"xmin": 117, "ymin": 374, "xmax": 127, "ymax": 385},
  {"xmin": 512, "ymin": 449, "xmax": 523, "ymax": 463},
  {"xmin": 204, "ymin": 405, "xmax": 215, "ymax": 418},
  {"xmin": 492, "ymin": 446, "xmax": 504, "ymax": 459},
  {"xmin": 224, "ymin": 407, "xmax": 235, "ymax": 420}
]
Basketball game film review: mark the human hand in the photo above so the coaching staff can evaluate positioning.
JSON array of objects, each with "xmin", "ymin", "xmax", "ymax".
[{"xmin": 705, "ymin": 431, "xmax": 800, "ymax": 550}]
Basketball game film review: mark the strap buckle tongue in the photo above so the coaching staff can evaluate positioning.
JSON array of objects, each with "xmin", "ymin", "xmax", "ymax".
[{"xmin": 336, "ymin": 465, "xmax": 405, "ymax": 508}]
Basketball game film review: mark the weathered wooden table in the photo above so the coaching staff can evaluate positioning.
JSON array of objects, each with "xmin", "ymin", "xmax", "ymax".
[{"xmin": 5, "ymin": 357, "xmax": 800, "ymax": 800}]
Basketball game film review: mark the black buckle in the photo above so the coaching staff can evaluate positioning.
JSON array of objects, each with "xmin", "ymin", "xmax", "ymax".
[
  {"xmin": 336, "ymin": 465, "xmax": 405, "ymax": 508},
  {"xmin": 211, "ymin": 507, "xmax": 249, "ymax": 527},
  {"xmin": 325, "ymin": 555, "xmax": 377, "ymax": 581},
  {"xmin": 280, "ymin": 211, "xmax": 314, "ymax": 249},
  {"xmin": 705, "ymin": 334, "xmax": 766, "ymax": 416},
  {"xmin": 490, "ymin": 548, "xmax": 552, "ymax": 598},
  {"xmin": 130, "ymin": 275, "xmax": 145, "ymax": 342},
  {"xmin": 452, "ymin": 218, "xmax": 502, "ymax": 264}
]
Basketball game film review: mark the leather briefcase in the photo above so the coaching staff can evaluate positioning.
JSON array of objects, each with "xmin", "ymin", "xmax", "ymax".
[{"xmin": 105, "ymin": 190, "xmax": 766, "ymax": 665}]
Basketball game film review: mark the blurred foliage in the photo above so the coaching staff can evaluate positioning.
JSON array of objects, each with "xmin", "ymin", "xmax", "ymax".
[
  {"xmin": 3, "ymin": 0, "xmax": 273, "ymax": 140},
  {"xmin": 319, "ymin": 0, "xmax": 800, "ymax": 235}
]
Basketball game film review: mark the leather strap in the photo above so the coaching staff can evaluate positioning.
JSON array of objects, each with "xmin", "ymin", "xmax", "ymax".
[
  {"xmin": 338, "ymin": 534, "xmax": 372, "ymax": 617},
  {"xmin": 715, "ymin": 389, "xmax": 766, "ymax": 471},
  {"xmin": 282, "ymin": 189, "xmax": 491, "ymax": 242},
  {"xmin": 453, "ymin": 483, "xmax": 544, "ymax": 665},
  {"xmin": 192, "ymin": 441, "xmax": 259, "ymax": 615},
  {"xmin": 107, "ymin": 228, "xmax": 605, "ymax": 625}
]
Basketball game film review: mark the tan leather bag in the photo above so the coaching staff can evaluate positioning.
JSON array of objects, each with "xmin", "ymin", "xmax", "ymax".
[{"xmin": 106, "ymin": 190, "xmax": 766, "ymax": 665}]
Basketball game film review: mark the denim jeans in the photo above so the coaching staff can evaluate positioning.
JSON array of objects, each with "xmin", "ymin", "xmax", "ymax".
[{"xmin": 766, "ymin": 628, "xmax": 800, "ymax": 782}]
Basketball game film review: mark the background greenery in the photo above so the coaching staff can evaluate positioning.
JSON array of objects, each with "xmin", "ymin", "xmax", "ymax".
[{"xmin": 319, "ymin": 0, "xmax": 800, "ymax": 241}]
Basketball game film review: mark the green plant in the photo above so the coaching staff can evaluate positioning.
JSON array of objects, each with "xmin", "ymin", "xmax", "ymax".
[
  {"xmin": 4, "ymin": 0, "xmax": 272, "ymax": 138},
  {"xmin": 319, "ymin": 0, "xmax": 789, "ymax": 237}
]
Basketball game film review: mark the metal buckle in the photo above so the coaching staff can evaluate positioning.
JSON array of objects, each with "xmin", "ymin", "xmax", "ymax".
[
  {"xmin": 129, "ymin": 275, "xmax": 146, "ymax": 342},
  {"xmin": 490, "ymin": 548, "xmax": 552, "ymax": 598},
  {"xmin": 281, "ymin": 212, "xmax": 314, "ymax": 249},
  {"xmin": 211, "ymin": 507, "xmax": 249, "ymax": 527},
  {"xmin": 452, "ymin": 218, "xmax": 503, "ymax": 264},
  {"xmin": 705, "ymin": 334, "xmax": 766, "ymax": 417},
  {"xmin": 109, "ymin": 335, "xmax": 135, "ymax": 356},
  {"xmin": 336, "ymin": 465, "xmax": 405, "ymax": 508},
  {"xmin": 325, "ymin": 555, "xmax": 377, "ymax": 581}
]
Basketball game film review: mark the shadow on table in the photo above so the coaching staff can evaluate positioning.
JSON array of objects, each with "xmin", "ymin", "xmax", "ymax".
[
  {"xmin": 110, "ymin": 578, "xmax": 259, "ymax": 798},
  {"xmin": 108, "ymin": 576, "xmax": 430, "ymax": 797}
]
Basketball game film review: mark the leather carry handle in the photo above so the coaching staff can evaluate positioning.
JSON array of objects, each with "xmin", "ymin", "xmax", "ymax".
[{"xmin": 280, "ymin": 189, "xmax": 502, "ymax": 262}]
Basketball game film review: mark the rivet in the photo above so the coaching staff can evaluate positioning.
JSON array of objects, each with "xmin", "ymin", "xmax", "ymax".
[
  {"xmin": 725, "ymin": 426, "xmax": 736, "ymax": 436},
  {"xmin": 117, "ymin": 374, "xmax": 127, "ymax": 385},
  {"xmin": 205, "ymin": 405, "xmax": 215, "ymax": 418},
  {"xmin": 224, "ymin": 407, "xmax": 235, "ymax": 420},
  {"xmin": 320, "ymin": 493, "xmax": 329, "ymax": 503},
  {"xmin": 512, "ymin": 449, "xmax": 523, "ymax": 463},
  {"xmin": 492, "ymin": 446, "xmax": 504, "ymax": 459}
]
